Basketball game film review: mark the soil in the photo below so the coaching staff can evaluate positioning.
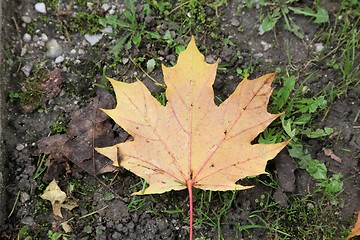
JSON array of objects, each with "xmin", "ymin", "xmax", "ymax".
[{"xmin": 1, "ymin": 0, "xmax": 359, "ymax": 239}]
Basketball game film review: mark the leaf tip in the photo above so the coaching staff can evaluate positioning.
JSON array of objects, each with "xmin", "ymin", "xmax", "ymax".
[{"xmin": 106, "ymin": 77, "xmax": 116, "ymax": 84}]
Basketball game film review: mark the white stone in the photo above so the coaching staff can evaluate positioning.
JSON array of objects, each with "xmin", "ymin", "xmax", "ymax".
[
  {"xmin": 21, "ymin": 16, "xmax": 32, "ymax": 23},
  {"xmin": 20, "ymin": 192, "xmax": 30, "ymax": 203},
  {"xmin": 16, "ymin": 143, "xmax": 25, "ymax": 151},
  {"xmin": 21, "ymin": 64, "xmax": 32, "ymax": 77},
  {"xmin": 20, "ymin": 48, "xmax": 27, "ymax": 56},
  {"xmin": 32, "ymin": 35, "xmax": 39, "ymax": 42},
  {"xmin": 41, "ymin": 33, "xmax": 48, "ymax": 42},
  {"xmin": 35, "ymin": 2, "xmax": 46, "ymax": 14},
  {"xmin": 87, "ymin": 2, "xmax": 94, "ymax": 10},
  {"xmin": 55, "ymin": 56, "xmax": 64, "ymax": 64},
  {"xmin": 261, "ymin": 41, "xmax": 271, "ymax": 51},
  {"xmin": 108, "ymin": 9, "xmax": 115, "ymax": 15},
  {"xmin": 101, "ymin": 26, "xmax": 113, "ymax": 34},
  {"xmin": 23, "ymin": 33, "xmax": 31, "ymax": 42},
  {"xmin": 84, "ymin": 34, "xmax": 102, "ymax": 46},
  {"xmin": 314, "ymin": 43, "xmax": 324, "ymax": 52},
  {"xmin": 258, "ymin": 25, "xmax": 265, "ymax": 35},
  {"xmin": 230, "ymin": 18, "xmax": 240, "ymax": 27},
  {"xmin": 78, "ymin": 49, "xmax": 85, "ymax": 55},
  {"xmin": 46, "ymin": 39, "xmax": 63, "ymax": 58},
  {"xmin": 70, "ymin": 49, "xmax": 77, "ymax": 54},
  {"xmin": 102, "ymin": 3, "xmax": 111, "ymax": 11}
]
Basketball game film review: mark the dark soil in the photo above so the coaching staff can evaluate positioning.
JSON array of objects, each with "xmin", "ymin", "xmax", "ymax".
[{"xmin": 1, "ymin": 0, "xmax": 359, "ymax": 239}]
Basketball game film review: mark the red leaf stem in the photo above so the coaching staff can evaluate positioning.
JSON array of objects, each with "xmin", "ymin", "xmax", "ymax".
[{"xmin": 187, "ymin": 180, "xmax": 194, "ymax": 240}]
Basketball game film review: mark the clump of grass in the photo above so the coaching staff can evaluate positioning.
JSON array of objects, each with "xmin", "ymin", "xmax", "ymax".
[{"xmin": 241, "ymin": 194, "xmax": 350, "ymax": 239}]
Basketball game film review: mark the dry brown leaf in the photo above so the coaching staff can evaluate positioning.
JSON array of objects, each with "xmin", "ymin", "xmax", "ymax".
[
  {"xmin": 96, "ymin": 37, "xmax": 288, "ymax": 194},
  {"xmin": 60, "ymin": 221, "xmax": 73, "ymax": 233},
  {"xmin": 40, "ymin": 179, "xmax": 78, "ymax": 218},
  {"xmin": 35, "ymin": 89, "xmax": 125, "ymax": 180},
  {"xmin": 323, "ymin": 148, "xmax": 342, "ymax": 163},
  {"xmin": 347, "ymin": 212, "xmax": 360, "ymax": 239}
]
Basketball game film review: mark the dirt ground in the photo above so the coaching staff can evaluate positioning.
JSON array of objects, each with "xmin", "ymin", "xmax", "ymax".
[{"xmin": 1, "ymin": 0, "xmax": 359, "ymax": 239}]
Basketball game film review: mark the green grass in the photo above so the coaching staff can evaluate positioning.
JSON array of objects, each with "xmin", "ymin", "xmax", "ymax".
[
  {"xmin": 239, "ymin": 0, "xmax": 329, "ymax": 39},
  {"xmin": 312, "ymin": 1, "xmax": 360, "ymax": 101},
  {"xmin": 244, "ymin": 194, "xmax": 350, "ymax": 239}
]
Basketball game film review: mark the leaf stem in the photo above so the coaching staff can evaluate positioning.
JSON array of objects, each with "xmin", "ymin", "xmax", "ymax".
[{"xmin": 187, "ymin": 180, "xmax": 194, "ymax": 240}]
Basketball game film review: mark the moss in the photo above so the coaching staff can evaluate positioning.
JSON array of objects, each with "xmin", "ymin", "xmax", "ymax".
[
  {"xmin": 26, "ymin": 22, "xmax": 38, "ymax": 35},
  {"xmin": 34, "ymin": 200, "xmax": 51, "ymax": 217},
  {"xmin": 50, "ymin": 116, "xmax": 69, "ymax": 134},
  {"xmin": 20, "ymin": 80, "xmax": 46, "ymax": 108},
  {"xmin": 39, "ymin": 0, "xmax": 59, "ymax": 12},
  {"xmin": 66, "ymin": 12, "xmax": 103, "ymax": 34}
]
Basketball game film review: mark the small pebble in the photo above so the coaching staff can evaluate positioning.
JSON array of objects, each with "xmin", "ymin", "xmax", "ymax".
[
  {"xmin": 20, "ymin": 216, "xmax": 34, "ymax": 226},
  {"xmin": 261, "ymin": 41, "xmax": 272, "ymax": 51},
  {"xmin": 32, "ymin": 35, "xmax": 39, "ymax": 42},
  {"xmin": 101, "ymin": 3, "xmax": 111, "ymax": 12},
  {"xmin": 78, "ymin": 49, "xmax": 85, "ymax": 55},
  {"xmin": 23, "ymin": 33, "xmax": 31, "ymax": 43},
  {"xmin": 307, "ymin": 202, "xmax": 315, "ymax": 210},
  {"xmin": 112, "ymin": 232, "xmax": 122, "ymax": 239},
  {"xmin": 41, "ymin": 33, "xmax": 48, "ymax": 42},
  {"xmin": 20, "ymin": 192, "xmax": 30, "ymax": 203},
  {"xmin": 16, "ymin": 143, "xmax": 25, "ymax": 151},
  {"xmin": 21, "ymin": 16, "xmax": 32, "ymax": 23},
  {"xmin": 205, "ymin": 55, "xmax": 215, "ymax": 64},
  {"xmin": 35, "ymin": 2, "xmax": 46, "ymax": 14},
  {"xmin": 127, "ymin": 222, "xmax": 135, "ymax": 230},
  {"xmin": 122, "ymin": 57, "xmax": 129, "ymax": 64},
  {"xmin": 87, "ymin": 2, "xmax": 94, "ymax": 10},
  {"xmin": 55, "ymin": 56, "xmax": 64, "ymax": 64},
  {"xmin": 254, "ymin": 52, "xmax": 264, "ymax": 58},
  {"xmin": 20, "ymin": 48, "xmax": 27, "ymax": 57},
  {"xmin": 70, "ymin": 49, "xmax": 77, "ymax": 54},
  {"xmin": 46, "ymin": 39, "xmax": 63, "ymax": 58},
  {"xmin": 21, "ymin": 64, "xmax": 31, "ymax": 76},
  {"xmin": 258, "ymin": 25, "xmax": 265, "ymax": 35},
  {"xmin": 314, "ymin": 43, "xmax": 324, "ymax": 52},
  {"xmin": 230, "ymin": 18, "xmax": 240, "ymax": 27},
  {"xmin": 84, "ymin": 34, "xmax": 103, "ymax": 46},
  {"xmin": 101, "ymin": 26, "xmax": 113, "ymax": 34}
]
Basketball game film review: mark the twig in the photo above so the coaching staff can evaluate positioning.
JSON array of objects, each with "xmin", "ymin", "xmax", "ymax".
[
  {"xmin": 12, "ymin": 17, "xmax": 22, "ymax": 49},
  {"xmin": 78, "ymin": 206, "xmax": 108, "ymax": 219},
  {"xmin": 8, "ymin": 191, "xmax": 20, "ymax": 218},
  {"xmin": 167, "ymin": 1, "xmax": 191, "ymax": 16},
  {"xmin": 129, "ymin": 57, "xmax": 165, "ymax": 88}
]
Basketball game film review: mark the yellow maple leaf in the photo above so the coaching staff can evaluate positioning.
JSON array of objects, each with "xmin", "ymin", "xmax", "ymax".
[
  {"xmin": 96, "ymin": 36, "xmax": 289, "ymax": 239},
  {"xmin": 97, "ymin": 36, "xmax": 288, "ymax": 193}
]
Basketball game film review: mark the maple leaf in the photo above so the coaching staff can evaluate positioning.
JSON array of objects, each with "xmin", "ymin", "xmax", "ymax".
[
  {"xmin": 96, "ymin": 36, "xmax": 289, "ymax": 238},
  {"xmin": 346, "ymin": 212, "xmax": 360, "ymax": 239}
]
